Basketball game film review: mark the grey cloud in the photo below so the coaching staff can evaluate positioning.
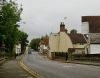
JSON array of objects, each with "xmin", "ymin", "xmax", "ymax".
[{"xmin": 17, "ymin": 0, "xmax": 100, "ymax": 41}]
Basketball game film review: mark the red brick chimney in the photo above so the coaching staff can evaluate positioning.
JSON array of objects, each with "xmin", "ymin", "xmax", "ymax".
[{"xmin": 60, "ymin": 22, "xmax": 65, "ymax": 32}]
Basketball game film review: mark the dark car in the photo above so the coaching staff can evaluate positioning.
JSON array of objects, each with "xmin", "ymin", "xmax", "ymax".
[{"xmin": 28, "ymin": 49, "xmax": 32, "ymax": 54}]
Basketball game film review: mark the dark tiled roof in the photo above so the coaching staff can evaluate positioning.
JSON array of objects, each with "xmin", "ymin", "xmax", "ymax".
[
  {"xmin": 82, "ymin": 16, "xmax": 100, "ymax": 33},
  {"xmin": 68, "ymin": 34, "xmax": 87, "ymax": 44},
  {"xmin": 90, "ymin": 34, "xmax": 100, "ymax": 44}
]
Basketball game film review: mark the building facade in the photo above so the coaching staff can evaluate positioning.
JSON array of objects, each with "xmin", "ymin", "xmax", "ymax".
[
  {"xmin": 48, "ymin": 22, "xmax": 87, "ymax": 60},
  {"xmin": 82, "ymin": 16, "xmax": 100, "ymax": 54},
  {"xmin": 69, "ymin": 34, "xmax": 87, "ymax": 54},
  {"xmin": 15, "ymin": 44, "xmax": 21, "ymax": 55},
  {"xmin": 39, "ymin": 36, "xmax": 49, "ymax": 54}
]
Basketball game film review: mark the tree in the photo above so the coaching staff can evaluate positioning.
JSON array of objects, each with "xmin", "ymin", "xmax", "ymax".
[
  {"xmin": 19, "ymin": 31, "xmax": 29, "ymax": 54},
  {"xmin": 30, "ymin": 38, "xmax": 40, "ymax": 51},
  {"xmin": 70, "ymin": 29, "xmax": 77, "ymax": 34},
  {"xmin": 0, "ymin": 0, "xmax": 23, "ymax": 57},
  {"xmin": 0, "ymin": 33, "xmax": 6, "ymax": 47}
]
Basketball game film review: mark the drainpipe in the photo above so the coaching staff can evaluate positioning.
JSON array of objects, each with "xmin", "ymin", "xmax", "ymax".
[{"xmin": 82, "ymin": 34, "xmax": 90, "ymax": 54}]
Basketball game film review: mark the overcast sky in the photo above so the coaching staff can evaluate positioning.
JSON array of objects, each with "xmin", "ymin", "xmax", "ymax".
[{"xmin": 16, "ymin": 0, "xmax": 100, "ymax": 41}]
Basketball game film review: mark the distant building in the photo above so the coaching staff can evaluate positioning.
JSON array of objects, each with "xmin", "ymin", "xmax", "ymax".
[
  {"xmin": 48, "ymin": 22, "xmax": 87, "ymax": 60},
  {"xmin": 82, "ymin": 16, "xmax": 100, "ymax": 54},
  {"xmin": 48, "ymin": 22, "xmax": 73, "ymax": 59},
  {"xmin": 82, "ymin": 16, "xmax": 100, "ymax": 33},
  {"xmin": 39, "ymin": 36, "xmax": 49, "ymax": 54},
  {"xmin": 15, "ymin": 44, "xmax": 21, "ymax": 55},
  {"xmin": 69, "ymin": 34, "xmax": 87, "ymax": 54}
]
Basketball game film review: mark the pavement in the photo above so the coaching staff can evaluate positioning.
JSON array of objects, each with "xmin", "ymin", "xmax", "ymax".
[
  {"xmin": 67, "ymin": 60, "xmax": 100, "ymax": 66},
  {"xmin": 0, "ymin": 57, "xmax": 7, "ymax": 65},
  {"xmin": 22, "ymin": 52, "xmax": 100, "ymax": 78},
  {"xmin": 1, "ymin": 52, "xmax": 99, "ymax": 78},
  {"xmin": 0, "ymin": 56, "xmax": 34, "ymax": 78}
]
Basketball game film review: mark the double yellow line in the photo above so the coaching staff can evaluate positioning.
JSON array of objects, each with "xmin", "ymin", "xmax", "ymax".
[{"xmin": 18, "ymin": 55, "xmax": 44, "ymax": 78}]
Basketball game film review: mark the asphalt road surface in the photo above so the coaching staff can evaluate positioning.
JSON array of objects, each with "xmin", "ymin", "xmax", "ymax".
[{"xmin": 23, "ymin": 51, "xmax": 100, "ymax": 78}]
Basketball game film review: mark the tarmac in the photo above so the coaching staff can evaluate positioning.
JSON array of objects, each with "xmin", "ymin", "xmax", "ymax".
[
  {"xmin": 53, "ymin": 58, "xmax": 100, "ymax": 66},
  {"xmin": 67, "ymin": 60, "xmax": 100, "ymax": 66},
  {"xmin": 0, "ymin": 54, "xmax": 100, "ymax": 78},
  {"xmin": 0, "ymin": 56, "xmax": 34, "ymax": 78}
]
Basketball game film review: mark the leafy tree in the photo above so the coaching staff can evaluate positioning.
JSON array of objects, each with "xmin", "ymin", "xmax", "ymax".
[
  {"xmin": 30, "ymin": 38, "xmax": 40, "ymax": 51},
  {"xmin": 70, "ymin": 29, "xmax": 77, "ymax": 34},
  {"xmin": 0, "ymin": 0, "xmax": 23, "ymax": 57},
  {"xmin": 19, "ymin": 31, "xmax": 29, "ymax": 54}
]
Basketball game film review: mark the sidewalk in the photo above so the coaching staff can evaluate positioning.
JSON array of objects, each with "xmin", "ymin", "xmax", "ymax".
[
  {"xmin": 0, "ymin": 56, "xmax": 33, "ymax": 78},
  {"xmin": 0, "ymin": 57, "xmax": 6, "ymax": 65},
  {"xmin": 67, "ymin": 60, "xmax": 100, "ymax": 66},
  {"xmin": 53, "ymin": 58, "xmax": 100, "ymax": 66}
]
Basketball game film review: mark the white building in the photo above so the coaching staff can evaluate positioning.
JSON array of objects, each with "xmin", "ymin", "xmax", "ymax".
[
  {"xmin": 69, "ymin": 34, "xmax": 87, "ymax": 54},
  {"xmin": 49, "ymin": 22, "xmax": 87, "ymax": 60},
  {"xmin": 82, "ymin": 16, "xmax": 100, "ymax": 54},
  {"xmin": 15, "ymin": 44, "xmax": 21, "ymax": 55},
  {"xmin": 39, "ymin": 36, "xmax": 49, "ymax": 54},
  {"xmin": 48, "ymin": 22, "xmax": 73, "ymax": 59}
]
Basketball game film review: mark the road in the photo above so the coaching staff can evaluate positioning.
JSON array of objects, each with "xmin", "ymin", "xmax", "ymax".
[{"xmin": 23, "ymin": 52, "xmax": 100, "ymax": 78}]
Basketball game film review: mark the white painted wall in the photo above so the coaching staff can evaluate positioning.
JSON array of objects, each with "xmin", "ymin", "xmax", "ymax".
[
  {"xmin": 39, "ymin": 45, "xmax": 43, "ymax": 52},
  {"xmin": 73, "ymin": 43, "xmax": 87, "ymax": 48},
  {"xmin": 16, "ymin": 44, "xmax": 21, "ymax": 54},
  {"xmin": 49, "ymin": 33, "xmax": 59, "ymax": 52},
  {"xmin": 81, "ymin": 22, "xmax": 89, "ymax": 34},
  {"xmin": 43, "ymin": 45, "xmax": 48, "ymax": 49},
  {"xmin": 59, "ymin": 32, "xmax": 73, "ymax": 52},
  {"xmin": 90, "ymin": 44, "xmax": 100, "ymax": 54},
  {"xmin": 49, "ymin": 32, "xmax": 73, "ymax": 53}
]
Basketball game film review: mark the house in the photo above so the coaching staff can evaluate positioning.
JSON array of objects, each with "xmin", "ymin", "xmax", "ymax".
[
  {"xmin": 68, "ymin": 34, "xmax": 87, "ymax": 54},
  {"xmin": 82, "ymin": 16, "xmax": 100, "ymax": 54},
  {"xmin": 48, "ymin": 22, "xmax": 73, "ymax": 59},
  {"xmin": 48, "ymin": 22, "xmax": 87, "ymax": 60},
  {"xmin": 39, "ymin": 36, "xmax": 49, "ymax": 54},
  {"xmin": 15, "ymin": 44, "xmax": 21, "ymax": 56}
]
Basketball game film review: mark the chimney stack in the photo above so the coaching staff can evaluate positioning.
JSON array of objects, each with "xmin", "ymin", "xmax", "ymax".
[{"xmin": 60, "ymin": 22, "xmax": 65, "ymax": 32}]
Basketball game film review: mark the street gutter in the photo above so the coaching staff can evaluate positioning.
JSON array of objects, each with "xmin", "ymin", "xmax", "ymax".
[{"xmin": 18, "ymin": 54, "xmax": 44, "ymax": 78}]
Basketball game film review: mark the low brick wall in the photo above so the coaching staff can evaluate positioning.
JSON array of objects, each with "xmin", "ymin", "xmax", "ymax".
[{"xmin": 73, "ymin": 54, "xmax": 100, "ymax": 62}]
